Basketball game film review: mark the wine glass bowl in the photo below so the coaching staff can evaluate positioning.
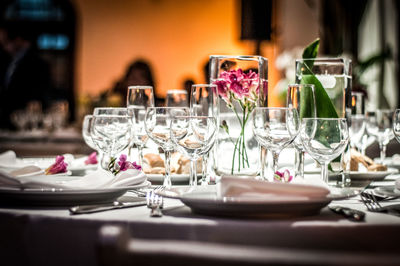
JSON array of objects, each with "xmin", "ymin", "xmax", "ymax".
[
  {"xmin": 171, "ymin": 116, "xmax": 217, "ymax": 186},
  {"xmin": 366, "ymin": 110, "xmax": 394, "ymax": 163},
  {"xmin": 166, "ymin": 90, "xmax": 188, "ymax": 107},
  {"xmin": 300, "ymin": 118, "xmax": 349, "ymax": 184},
  {"xmin": 82, "ymin": 115, "xmax": 97, "ymax": 150},
  {"xmin": 252, "ymin": 107, "xmax": 299, "ymax": 178},
  {"xmin": 90, "ymin": 114, "xmax": 132, "ymax": 166}
]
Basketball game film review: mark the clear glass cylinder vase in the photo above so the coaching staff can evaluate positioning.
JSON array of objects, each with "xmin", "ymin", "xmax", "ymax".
[{"xmin": 210, "ymin": 55, "xmax": 268, "ymax": 177}]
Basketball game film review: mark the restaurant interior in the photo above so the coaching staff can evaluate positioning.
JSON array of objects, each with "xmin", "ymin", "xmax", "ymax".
[{"xmin": 0, "ymin": 0, "xmax": 400, "ymax": 265}]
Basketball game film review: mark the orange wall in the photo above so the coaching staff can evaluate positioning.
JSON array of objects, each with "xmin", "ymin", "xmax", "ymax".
[{"xmin": 73, "ymin": 0, "xmax": 279, "ymax": 104}]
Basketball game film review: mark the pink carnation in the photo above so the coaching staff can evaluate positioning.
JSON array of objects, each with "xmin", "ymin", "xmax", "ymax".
[
  {"xmin": 84, "ymin": 152, "xmax": 98, "ymax": 165},
  {"xmin": 213, "ymin": 68, "xmax": 259, "ymax": 103},
  {"xmin": 45, "ymin": 155, "xmax": 68, "ymax": 175},
  {"xmin": 274, "ymin": 169, "xmax": 293, "ymax": 183},
  {"xmin": 117, "ymin": 154, "xmax": 142, "ymax": 172}
]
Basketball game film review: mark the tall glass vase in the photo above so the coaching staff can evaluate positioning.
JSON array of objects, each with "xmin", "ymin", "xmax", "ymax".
[
  {"xmin": 210, "ymin": 55, "xmax": 268, "ymax": 177},
  {"xmin": 295, "ymin": 58, "xmax": 352, "ymax": 185}
]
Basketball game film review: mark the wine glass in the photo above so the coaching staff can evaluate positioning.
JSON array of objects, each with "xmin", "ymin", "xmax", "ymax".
[
  {"xmin": 170, "ymin": 116, "xmax": 217, "ymax": 186},
  {"xmin": 190, "ymin": 84, "xmax": 218, "ymax": 185},
  {"xmin": 82, "ymin": 115, "xmax": 97, "ymax": 150},
  {"xmin": 287, "ymin": 84, "xmax": 316, "ymax": 179},
  {"xmin": 300, "ymin": 118, "xmax": 349, "ymax": 184},
  {"xmin": 349, "ymin": 92, "xmax": 366, "ymax": 150},
  {"xmin": 145, "ymin": 107, "xmax": 189, "ymax": 188},
  {"xmin": 90, "ymin": 114, "xmax": 132, "ymax": 170},
  {"xmin": 166, "ymin": 90, "xmax": 188, "ymax": 107},
  {"xmin": 394, "ymin": 109, "xmax": 400, "ymax": 143},
  {"xmin": 252, "ymin": 107, "xmax": 299, "ymax": 180},
  {"xmin": 366, "ymin": 110, "xmax": 394, "ymax": 163},
  {"xmin": 127, "ymin": 86, "xmax": 154, "ymax": 166}
]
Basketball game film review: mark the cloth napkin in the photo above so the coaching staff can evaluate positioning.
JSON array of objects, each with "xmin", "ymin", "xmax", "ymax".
[
  {"xmin": 0, "ymin": 150, "xmax": 27, "ymax": 168},
  {"xmin": 218, "ymin": 176, "xmax": 330, "ymax": 201},
  {"xmin": 0, "ymin": 168, "xmax": 146, "ymax": 190}
]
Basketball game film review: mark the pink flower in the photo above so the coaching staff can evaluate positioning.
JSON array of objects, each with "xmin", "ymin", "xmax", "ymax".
[
  {"xmin": 213, "ymin": 69, "xmax": 259, "ymax": 102},
  {"xmin": 117, "ymin": 154, "xmax": 142, "ymax": 172},
  {"xmin": 84, "ymin": 152, "xmax": 98, "ymax": 165},
  {"xmin": 274, "ymin": 169, "xmax": 293, "ymax": 182},
  {"xmin": 45, "ymin": 155, "xmax": 68, "ymax": 175}
]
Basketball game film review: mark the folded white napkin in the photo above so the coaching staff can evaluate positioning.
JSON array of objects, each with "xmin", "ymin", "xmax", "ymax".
[
  {"xmin": 0, "ymin": 150, "xmax": 28, "ymax": 169},
  {"xmin": 218, "ymin": 176, "xmax": 330, "ymax": 201},
  {"xmin": 0, "ymin": 168, "xmax": 146, "ymax": 190}
]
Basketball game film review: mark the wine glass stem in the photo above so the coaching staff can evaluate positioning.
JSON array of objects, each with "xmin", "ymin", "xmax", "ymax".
[
  {"xmin": 260, "ymin": 146, "xmax": 267, "ymax": 181},
  {"xmin": 137, "ymin": 145, "xmax": 144, "ymax": 167},
  {"xmin": 201, "ymin": 154, "xmax": 208, "ymax": 185},
  {"xmin": 164, "ymin": 150, "xmax": 172, "ymax": 188},
  {"xmin": 321, "ymin": 162, "xmax": 329, "ymax": 184},
  {"xmin": 190, "ymin": 159, "xmax": 198, "ymax": 187},
  {"xmin": 379, "ymin": 142, "xmax": 387, "ymax": 164},
  {"xmin": 294, "ymin": 148, "xmax": 305, "ymax": 179},
  {"xmin": 271, "ymin": 151, "xmax": 279, "ymax": 176}
]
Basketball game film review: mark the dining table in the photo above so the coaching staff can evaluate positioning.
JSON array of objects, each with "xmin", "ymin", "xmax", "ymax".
[{"xmin": 1, "ymin": 147, "xmax": 400, "ymax": 266}]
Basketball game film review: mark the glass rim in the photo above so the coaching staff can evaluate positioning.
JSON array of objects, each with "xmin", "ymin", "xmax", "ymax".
[
  {"xmin": 288, "ymin": 84, "xmax": 315, "ymax": 88},
  {"xmin": 191, "ymin": 84, "xmax": 217, "ymax": 88},
  {"xmin": 147, "ymin": 106, "xmax": 189, "ymax": 110},
  {"xmin": 295, "ymin": 57, "xmax": 352, "ymax": 64},
  {"xmin": 93, "ymin": 107, "xmax": 127, "ymax": 111},
  {"xmin": 92, "ymin": 114, "xmax": 130, "ymax": 118},
  {"xmin": 254, "ymin": 107, "xmax": 295, "ymax": 111},
  {"xmin": 166, "ymin": 89, "xmax": 187, "ymax": 94},
  {"xmin": 302, "ymin": 118, "xmax": 347, "ymax": 121},
  {"xmin": 128, "ymin": 85, "xmax": 153, "ymax": 90},
  {"xmin": 173, "ymin": 115, "xmax": 215, "ymax": 119},
  {"xmin": 209, "ymin": 55, "xmax": 267, "ymax": 61}
]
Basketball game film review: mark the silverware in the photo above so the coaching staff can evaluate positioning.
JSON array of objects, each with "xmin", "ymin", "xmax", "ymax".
[
  {"xmin": 69, "ymin": 199, "xmax": 147, "ymax": 215},
  {"xmin": 361, "ymin": 191, "xmax": 398, "ymax": 202},
  {"xmin": 329, "ymin": 206, "xmax": 365, "ymax": 222},
  {"xmin": 360, "ymin": 191, "xmax": 400, "ymax": 216},
  {"xmin": 146, "ymin": 190, "xmax": 163, "ymax": 217}
]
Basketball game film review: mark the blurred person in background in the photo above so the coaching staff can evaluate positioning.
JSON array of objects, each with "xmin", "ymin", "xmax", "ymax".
[
  {"xmin": 0, "ymin": 22, "xmax": 50, "ymax": 129},
  {"xmin": 112, "ymin": 59, "xmax": 163, "ymax": 106}
]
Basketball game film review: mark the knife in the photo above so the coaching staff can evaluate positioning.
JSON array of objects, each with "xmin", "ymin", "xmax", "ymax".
[
  {"xmin": 69, "ymin": 199, "xmax": 147, "ymax": 215},
  {"xmin": 329, "ymin": 206, "xmax": 365, "ymax": 222}
]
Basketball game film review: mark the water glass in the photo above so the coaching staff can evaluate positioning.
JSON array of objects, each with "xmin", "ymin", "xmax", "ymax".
[
  {"xmin": 366, "ymin": 110, "xmax": 394, "ymax": 163},
  {"xmin": 145, "ymin": 107, "xmax": 189, "ymax": 187},
  {"xmin": 170, "ymin": 116, "xmax": 217, "ymax": 186},
  {"xmin": 127, "ymin": 86, "xmax": 154, "ymax": 166},
  {"xmin": 300, "ymin": 118, "xmax": 349, "ymax": 184},
  {"xmin": 252, "ymin": 107, "xmax": 299, "ymax": 180},
  {"xmin": 287, "ymin": 84, "xmax": 316, "ymax": 179}
]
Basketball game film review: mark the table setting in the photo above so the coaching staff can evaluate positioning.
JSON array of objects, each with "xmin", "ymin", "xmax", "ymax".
[{"xmin": 1, "ymin": 39, "xmax": 400, "ymax": 266}]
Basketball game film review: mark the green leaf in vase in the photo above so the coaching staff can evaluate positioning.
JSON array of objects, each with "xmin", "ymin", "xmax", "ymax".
[
  {"xmin": 299, "ymin": 85, "xmax": 315, "ymax": 119},
  {"xmin": 302, "ymin": 38, "xmax": 320, "ymax": 69},
  {"xmin": 301, "ymin": 74, "xmax": 339, "ymax": 118}
]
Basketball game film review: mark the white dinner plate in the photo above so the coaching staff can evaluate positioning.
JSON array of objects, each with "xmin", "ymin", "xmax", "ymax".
[
  {"xmin": 157, "ymin": 186, "xmax": 333, "ymax": 218},
  {"xmin": 0, "ymin": 181, "xmax": 150, "ymax": 206},
  {"xmin": 375, "ymin": 157, "xmax": 400, "ymax": 170},
  {"xmin": 374, "ymin": 186, "xmax": 400, "ymax": 197},
  {"xmin": 330, "ymin": 168, "xmax": 399, "ymax": 181}
]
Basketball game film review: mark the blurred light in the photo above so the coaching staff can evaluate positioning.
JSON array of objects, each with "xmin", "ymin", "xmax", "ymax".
[{"xmin": 37, "ymin": 34, "xmax": 69, "ymax": 50}]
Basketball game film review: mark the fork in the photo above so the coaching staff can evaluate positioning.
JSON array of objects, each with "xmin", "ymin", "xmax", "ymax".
[
  {"xmin": 129, "ymin": 185, "xmax": 165, "ymax": 197},
  {"xmin": 360, "ymin": 191, "xmax": 400, "ymax": 216},
  {"xmin": 146, "ymin": 190, "xmax": 164, "ymax": 217}
]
